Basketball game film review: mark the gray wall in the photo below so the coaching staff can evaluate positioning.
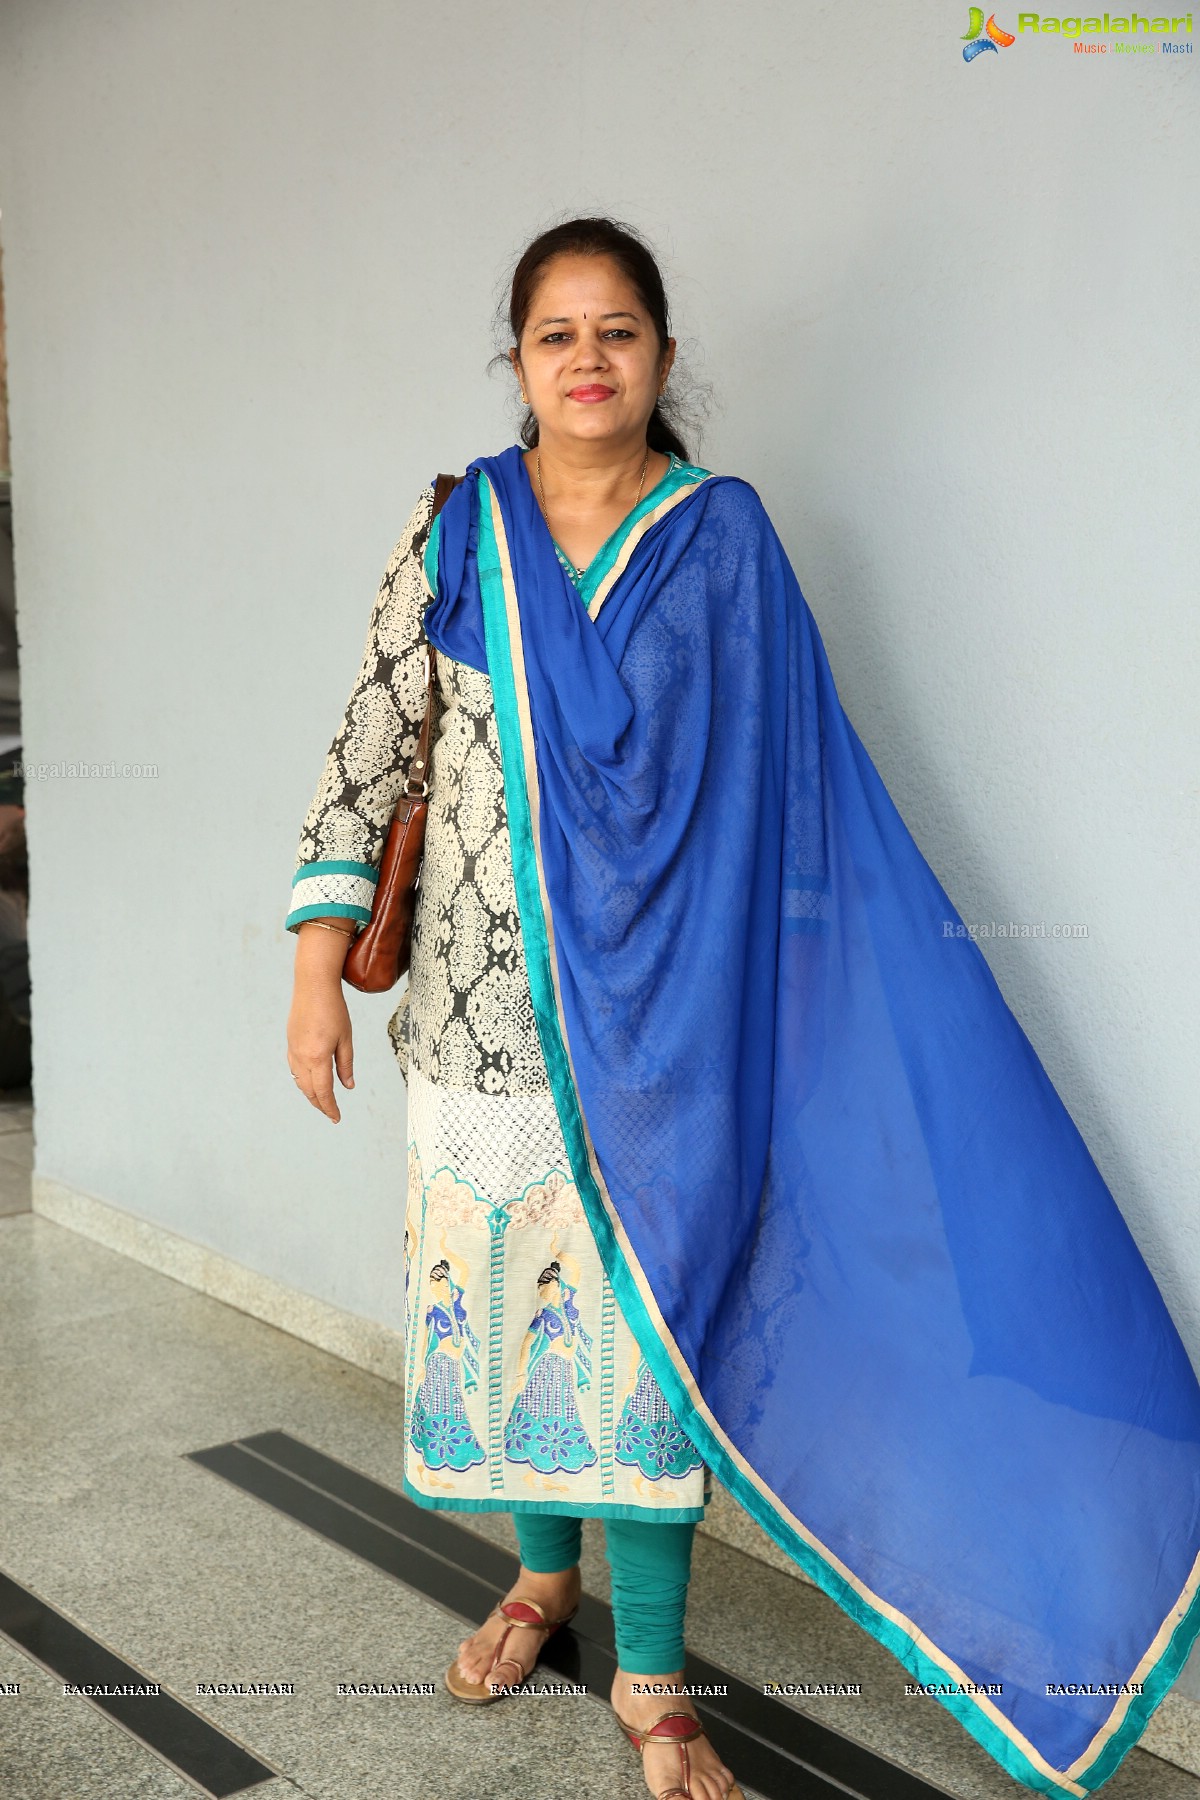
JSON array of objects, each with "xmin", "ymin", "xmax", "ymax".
[{"xmin": 0, "ymin": 3, "xmax": 1196, "ymax": 1363}]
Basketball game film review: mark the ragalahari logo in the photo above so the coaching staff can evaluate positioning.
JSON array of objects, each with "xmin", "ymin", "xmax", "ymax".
[{"xmin": 962, "ymin": 7, "xmax": 1017, "ymax": 56}]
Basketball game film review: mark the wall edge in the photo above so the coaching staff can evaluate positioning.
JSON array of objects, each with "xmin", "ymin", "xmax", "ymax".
[{"xmin": 31, "ymin": 1172, "xmax": 406, "ymax": 1384}]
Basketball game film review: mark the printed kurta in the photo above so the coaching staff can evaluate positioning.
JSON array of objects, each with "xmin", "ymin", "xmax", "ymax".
[{"xmin": 287, "ymin": 477, "xmax": 712, "ymax": 1521}]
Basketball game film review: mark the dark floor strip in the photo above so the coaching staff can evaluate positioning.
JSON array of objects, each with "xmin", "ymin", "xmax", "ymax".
[
  {"xmin": 188, "ymin": 1429, "xmax": 954, "ymax": 1800},
  {"xmin": 0, "ymin": 1570, "xmax": 278, "ymax": 1798}
]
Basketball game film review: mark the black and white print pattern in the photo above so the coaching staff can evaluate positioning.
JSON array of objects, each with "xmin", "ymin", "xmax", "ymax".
[
  {"xmin": 291, "ymin": 483, "xmax": 711, "ymax": 1516},
  {"xmin": 289, "ymin": 484, "xmax": 549, "ymax": 1095}
]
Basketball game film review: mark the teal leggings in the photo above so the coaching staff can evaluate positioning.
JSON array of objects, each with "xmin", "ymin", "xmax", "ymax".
[{"xmin": 514, "ymin": 1511, "xmax": 695, "ymax": 1676}]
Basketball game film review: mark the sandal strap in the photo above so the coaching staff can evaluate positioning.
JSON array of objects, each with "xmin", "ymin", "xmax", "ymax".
[
  {"xmin": 645, "ymin": 1708, "xmax": 703, "ymax": 1800},
  {"xmin": 613, "ymin": 1705, "xmax": 706, "ymax": 1750},
  {"xmin": 484, "ymin": 1595, "xmax": 574, "ymax": 1688},
  {"xmin": 497, "ymin": 1598, "xmax": 552, "ymax": 1628},
  {"xmin": 488, "ymin": 1654, "xmax": 528, "ymax": 1688},
  {"xmin": 486, "ymin": 1618, "xmax": 516, "ymax": 1687},
  {"xmin": 496, "ymin": 1595, "xmax": 576, "ymax": 1631},
  {"xmin": 646, "ymin": 1708, "xmax": 705, "ymax": 1743},
  {"xmin": 615, "ymin": 1701, "xmax": 734, "ymax": 1800}
]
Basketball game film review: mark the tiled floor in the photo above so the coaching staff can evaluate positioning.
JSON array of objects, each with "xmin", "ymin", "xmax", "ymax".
[
  {"xmin": 0, "ymin": 1081, "xmax": 32, "ymax": 1216},
  {"xmin": 2, "ymin": 1156, "xmax": 1200, "ymax": 1799}
]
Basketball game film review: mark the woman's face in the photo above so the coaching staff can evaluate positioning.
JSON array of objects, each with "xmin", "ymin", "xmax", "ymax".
[{"xmin": 511, "ymin": 253, "xmax": 675, "ymax": 454}]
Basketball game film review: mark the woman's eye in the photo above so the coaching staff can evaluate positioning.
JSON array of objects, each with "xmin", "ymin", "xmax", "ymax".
[{"xmin": 540, "ymin": 329, "xmax": 635, "ymax": 344}]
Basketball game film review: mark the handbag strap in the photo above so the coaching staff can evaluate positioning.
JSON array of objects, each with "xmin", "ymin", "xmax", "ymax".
[{"xmin": 406, "ymin": 473, "xmax": 463, "ymax": 798}]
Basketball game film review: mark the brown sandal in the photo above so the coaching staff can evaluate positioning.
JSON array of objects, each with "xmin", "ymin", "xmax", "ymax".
[
  {"xmin": 444, "ymin": 1594, "xmax": 578, "ymax": 1704},
  {"xmin": 613, "ymin": 1704, "xmax": 746, "ymax": 1800}
]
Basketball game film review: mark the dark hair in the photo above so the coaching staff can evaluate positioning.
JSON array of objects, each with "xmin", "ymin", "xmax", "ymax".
[
  {"xmin": 502, "ymin": 216, "xmax": 692, "ymax": 460},
  {"xmin": 0, "ymin": 811, "xmax": 27, "ymax": 898}
]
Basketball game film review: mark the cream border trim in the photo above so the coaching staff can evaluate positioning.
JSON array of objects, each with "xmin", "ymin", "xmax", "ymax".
[
  {"xmin": 1074, "ymin": 1555, "xmax": 1200, "ymax": 1775},
  {"xmin": 31, "ymin": 1174, "xmax": 406, "ymax": 1383},
  {"xmin": 587, "ymin": 478, "xmax": 711, "ymax": 620}
]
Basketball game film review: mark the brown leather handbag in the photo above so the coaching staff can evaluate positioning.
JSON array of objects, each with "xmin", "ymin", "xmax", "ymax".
[{"xmin": 342, "ymin": 472, "xmax": 463, "ymax": 993}]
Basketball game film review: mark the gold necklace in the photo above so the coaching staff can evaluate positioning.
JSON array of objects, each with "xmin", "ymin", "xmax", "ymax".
[{"xmin": 536, "ymin": 446, "xmax": 651, "ymax": 576}]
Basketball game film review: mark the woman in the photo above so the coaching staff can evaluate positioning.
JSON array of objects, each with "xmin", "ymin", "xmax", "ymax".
[{"xmin": 287, "ymin": 217, "xmax": 1200, "ymax": 1800}]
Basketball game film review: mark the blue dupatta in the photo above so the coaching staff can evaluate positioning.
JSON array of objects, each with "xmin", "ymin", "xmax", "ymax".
[{"xmin": 423, "ymin": 443, "xmax": 1200, "ymax": 1796}]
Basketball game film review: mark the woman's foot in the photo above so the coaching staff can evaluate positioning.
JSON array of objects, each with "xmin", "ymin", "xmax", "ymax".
[
  {"xmin": 453, "ymin": 1564, "xmax": 582, "ymax": 1690},
  {"xmin": 610, "ymin": 1668, "xmax": 738, "ymax": 1800}
]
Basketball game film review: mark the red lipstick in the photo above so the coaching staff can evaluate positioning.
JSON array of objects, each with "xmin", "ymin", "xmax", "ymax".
[{"xmin": 567, "ymin": 385, "xmax": 616, "ymax": 402}]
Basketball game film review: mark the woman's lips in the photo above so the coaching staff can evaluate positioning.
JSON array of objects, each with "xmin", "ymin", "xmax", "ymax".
[{"xmin": 566, "ymin": 386, "xmax": 616, "ymax": 402}]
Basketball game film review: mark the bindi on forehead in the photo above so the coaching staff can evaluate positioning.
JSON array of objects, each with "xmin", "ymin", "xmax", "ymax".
[{"xmin": 531, "ymin": 309, "xmax": 641, "ymax": 329}]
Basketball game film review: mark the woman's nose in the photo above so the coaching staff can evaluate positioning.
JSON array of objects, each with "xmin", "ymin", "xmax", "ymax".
[{"xmin": 572, "ymin": 337, "xmax": 608, "ymax": 369}]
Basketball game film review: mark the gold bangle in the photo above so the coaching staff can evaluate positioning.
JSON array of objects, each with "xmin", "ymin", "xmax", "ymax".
[{"xmin": 302, "ymin": 919, "xmax": 357, "ymax": 938}]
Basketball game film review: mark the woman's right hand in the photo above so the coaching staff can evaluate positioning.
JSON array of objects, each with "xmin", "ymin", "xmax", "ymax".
[{"xmin": 287, "ymin": 923, "xmax": 357, "ymax": 1122}]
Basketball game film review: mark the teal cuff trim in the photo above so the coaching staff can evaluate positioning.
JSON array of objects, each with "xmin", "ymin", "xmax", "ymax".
[
  {"xmin": 285, "ymin": 902, "xmax": 370, "ymax": 933},
  {"xmin": 401, "ymin": 1475, "xmax": 704, "ymax": 1523},
  {"xmin": 291, "ymin": 859, "xmax": 377, "ymax": 887},
  {"xmin": 616, "ymin": 1651, "xmax": 693, "ymax": 1677},
  {"xmin": 474, "ymin": 465, "xmax": 1186, "ymax": 1799}
]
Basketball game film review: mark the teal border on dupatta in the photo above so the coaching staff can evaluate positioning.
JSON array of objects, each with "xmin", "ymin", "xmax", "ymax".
[
  {"xmin": 400, "ymin": 1473, "xmax": 704, "ymax": 1523},
  {"xmin": 473, "ymin": 467, "xmax": 1200, "ymax": 1798},
  {"xmin": 571, "ymin": 453, "xmax": 710, "ymax": 610}
]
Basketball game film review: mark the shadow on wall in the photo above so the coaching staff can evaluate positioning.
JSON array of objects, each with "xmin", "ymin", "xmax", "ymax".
[{"xmin": 0, "ymin": 233, "xmax": 30, "ymax": 1093}]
